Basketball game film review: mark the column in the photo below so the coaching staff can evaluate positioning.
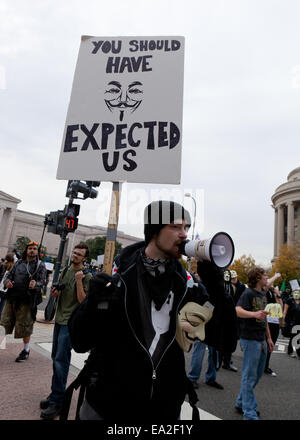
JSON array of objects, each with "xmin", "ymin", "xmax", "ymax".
[
  {"xmin": 0, "ymin": 207, "xmax": 5, "ymax": 241},
  {"xmin": 2, "ymin": 208, "xmax": 16, "ymax": 248},
  {"xmin": 277, "ymin": 204, "xmax": 285, "ymax": 252},
  {"xmin": 287, "ymin": 201, "xmax": 295, "ymax": 246},
  {"xmin": 0, "ymin": 207, "xmax": 5, "ymax": 227},
  {"xmin": 273, "ymin": 207, "xmax": 278, "ymax": 257}
]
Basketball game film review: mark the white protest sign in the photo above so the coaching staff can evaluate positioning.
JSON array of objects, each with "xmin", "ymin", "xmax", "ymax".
[
  {"xmin": 97, "ymin": 254, "xmax": 104, "ymax": 265},
  {"xmin": 56, "ymin": 36, "xmax": 185, "ymax": 184},
  {"xmin": 45, "ymin": 262, "xmax": 54, "ymax": 271},
  {"xmin": 289, "ymin": 279, "xmax": 300, "ymax": 291}
]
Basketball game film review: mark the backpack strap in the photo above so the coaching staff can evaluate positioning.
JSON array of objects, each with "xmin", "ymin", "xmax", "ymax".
[
  {"xmin": 59, "ymin": 363, "xmax": 89, "ymax": 420},
  {"xmin": 60, "ymin": 265, "xmax": 69, "ymax": 281},
  {"xmin": 59, "ymin": 348, "xmax": 98, "ymax": 420}
]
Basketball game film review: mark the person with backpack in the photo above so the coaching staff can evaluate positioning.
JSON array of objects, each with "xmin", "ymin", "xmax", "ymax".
[
  {"xmin": 40, "ymin": 243, "xmax": 92, "ymax": 420},
  {"xmin": 65, "ymin": 200, "xmax": 237, "ymax": 421},
  {"xmin": 0, "ymin": 241, "xmax": 46, "ymax": 362}
]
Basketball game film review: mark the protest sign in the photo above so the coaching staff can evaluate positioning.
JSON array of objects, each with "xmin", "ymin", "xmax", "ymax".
[
  {"xmin": 57, "ymin": 36, "xmax": 185, "ymax": 184},
  {"xmin": 45, "ymin": 262, "xmax": 54, "ymax": 271},
  {"xmin": 289, "ymin": 279, "xmax": 300, "ymax": 291}
]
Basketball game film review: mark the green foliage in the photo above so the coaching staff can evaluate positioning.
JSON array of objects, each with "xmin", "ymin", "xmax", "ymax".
[
  {"xmin": 179, "ymin": 257, "xmax": 188, "ymax": 271},
  {"xmin": 230, "ymin": 254, "xmax": 256, "ymax": 284},
  {"xmin": 14, "ymin": 236, "xmax": 31, "ymax": 254},
  {"xmin": 272, "ymin": 244, "xmax": 300, "ymax": 286},
  {"xmin": 83, "ymin": 236, "xmax": 122, "ymax": 262},
  {"xmin": 39, "ymin": 245, "xmax": 47, "ymax": 260}
]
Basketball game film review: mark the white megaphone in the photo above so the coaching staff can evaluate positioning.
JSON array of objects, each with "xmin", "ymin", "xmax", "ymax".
[{"xmin": 179, "ymin": 232, "xmax": 235, "ymax": 269}]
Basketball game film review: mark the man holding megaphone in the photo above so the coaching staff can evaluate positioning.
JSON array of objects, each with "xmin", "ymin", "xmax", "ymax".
[{"xmin": 65, "ymin": 200, "xmax": 237, "ymax": 421}]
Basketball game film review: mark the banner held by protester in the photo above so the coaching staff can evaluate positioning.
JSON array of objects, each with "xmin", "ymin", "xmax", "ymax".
[{"xmin": 57, "ymin": 36, "xmax": 185, "ymax": 185}]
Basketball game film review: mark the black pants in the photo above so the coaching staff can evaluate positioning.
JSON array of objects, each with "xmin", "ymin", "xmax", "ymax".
[
  {"xmin": 265, "ymin": 323, "xmax": 279, "ymax": 369},
  {"xmin": 0, "ymin": 291, "xmax": 7, "ymax": 316},
  {"xmin": 221, "ymin": 351, "xmax": 232, "ymax": 367}
]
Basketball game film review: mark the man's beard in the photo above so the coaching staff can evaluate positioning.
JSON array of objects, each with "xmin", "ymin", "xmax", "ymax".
[
  {"xmin": 156, "ymin": 242, "xmax": 182, "ymax": 259},
  {"xmin": 27, "ymin": 252, "xmax": 37, "ymax": 259}
]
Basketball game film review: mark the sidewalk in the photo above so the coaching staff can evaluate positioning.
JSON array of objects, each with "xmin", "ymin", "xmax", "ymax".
[{"xmin": 0, "ymin": 310, "xmax": 83, "ymax": 420}]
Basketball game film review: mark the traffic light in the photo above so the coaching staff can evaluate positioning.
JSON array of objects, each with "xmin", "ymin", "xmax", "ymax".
[
  {"xmin": 46, "ymin": 210, "xmax": 65, "ymax": 235},
  {"xmin": 63, "ymin": 203, "xmax": 80, "ymax": 233},
  {"xmin": 66, "ymin": 180, "xmax": 100, "ymax": 200}
]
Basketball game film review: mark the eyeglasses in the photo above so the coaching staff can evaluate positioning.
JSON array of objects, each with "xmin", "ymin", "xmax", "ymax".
[
  {"xmin": 28, "ymin": 242, "xmax": 38, "ymax": 246},
  {"xmin": 72, "ymin": 251, "xmax": 86, "ymax": 257}
]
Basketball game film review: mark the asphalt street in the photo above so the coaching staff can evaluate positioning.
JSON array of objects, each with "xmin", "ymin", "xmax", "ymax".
[{"xmin": 184, "ymin": 335, "xmax": 300, "ymax": 420}]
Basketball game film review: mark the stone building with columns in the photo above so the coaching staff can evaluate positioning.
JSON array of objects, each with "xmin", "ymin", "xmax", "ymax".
[
  {"xmin": 271, "ymin": 167, "xmax": 300, "ymax": 260},
  {"xmin": 0, "ymin": 190, "xmax": 140, "ymax": 262}
]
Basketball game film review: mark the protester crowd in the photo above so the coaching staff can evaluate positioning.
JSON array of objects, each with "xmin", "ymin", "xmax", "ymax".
[{"xmin": 0, "ymin": 200, "xmax": 299, "ymax": 421}]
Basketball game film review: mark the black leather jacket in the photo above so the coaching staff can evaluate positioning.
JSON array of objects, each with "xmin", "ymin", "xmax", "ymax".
[{"xmin": 4, "ymin": 258, "xmax": 46, "ymax": 305}]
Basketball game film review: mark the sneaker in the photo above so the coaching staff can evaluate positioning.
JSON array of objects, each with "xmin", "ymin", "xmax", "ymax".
[
  {"xmin": 222, "ymin": 363, "xmax": 238, "ymax": 372},
  {"xmin": 205, "ymin": 380, "xmax": 224, "ymax": 390},
  {"xmin": 40, "ymin": 395, "xmax": 51, "ymax": 410},
  {"xmin": 235, "ymin": 406, "xmax": 260, "ymax": 416},
  {"xmin": 40, "ymin": 404, "xmax": 61, "ymax": 420},
  {"xmin": 289, "ymin": 353, "xmax": 297, "ymax": 358},
  {"xmin": 264, "ymin": 367, "xmax": 277, "ymax": 377},
  {"xmin": 15, "ymin": 349, "xmax": 30, "ymax": 362}
]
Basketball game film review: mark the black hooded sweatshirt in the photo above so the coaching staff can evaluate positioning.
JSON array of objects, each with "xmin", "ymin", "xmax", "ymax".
[{"xmin": 68, "ymin": 241, "xmax": 210, "ymax": 421}]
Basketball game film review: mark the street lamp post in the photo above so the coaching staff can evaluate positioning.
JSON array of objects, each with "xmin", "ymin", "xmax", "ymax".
[
  {"xmin": 184, "ymin": 193, "xmax": 196, "ymax": 240},
  {"xmin": 184, "ymin": 193, "xmax": 197, "ymax": 273}
]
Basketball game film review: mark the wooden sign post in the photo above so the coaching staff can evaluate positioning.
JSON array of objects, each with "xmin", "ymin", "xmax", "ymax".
[{"xmin": 103, "ymin": 182, "xmax": 122, "ymax": 274}]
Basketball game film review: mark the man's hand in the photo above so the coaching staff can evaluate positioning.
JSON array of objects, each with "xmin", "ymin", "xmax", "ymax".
[
  {"xmin": 267, "ymin": 337, "xmax": 275, "ymax": 353},
  {"xmin": 75, "ymin": 271, "xmax": 85, "ymax": 283},
  {"xmin": 50, "ymin": 286, "xmax": 60, "ymax": 298},
  {"xmin": 5, "ymin": 280, "xmax": 14, "ymax": 289},
  {"xmin": 29, "ymin": 280, "xmax": 36, "ymax": 289},
  {"xmin": 274, "ymin": 286, "xmax": 281, "ymax": 295},
  {"xmin": 280, "ymin": 316, "xmax": 285, "ymax": 327},
  {"xmin": 236, "ymin": 306, "xmax": 269, "ymax": 319},
  {"xmin": 253, "ymin": 310, "xmax": 269, "ymax": 320},
  {"xmin": 86, "ymin": 272, "xmax": 118, "ymax": 310}
]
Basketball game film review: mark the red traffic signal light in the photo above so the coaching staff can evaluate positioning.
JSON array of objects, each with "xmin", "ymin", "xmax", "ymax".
[{"xmin": 65, "ymin": 216, "xmax": 78, "ymax": 232}]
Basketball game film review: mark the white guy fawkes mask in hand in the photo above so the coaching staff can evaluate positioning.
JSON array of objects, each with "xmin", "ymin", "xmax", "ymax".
[{"xmin": 176, "ymin": 302, "xmax": 214, "ymax": 352}]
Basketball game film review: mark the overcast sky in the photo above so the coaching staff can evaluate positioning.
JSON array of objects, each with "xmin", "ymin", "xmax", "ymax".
[{"xmin": 1, "ymin": 0, "xmax": 300, "ymax": 266}]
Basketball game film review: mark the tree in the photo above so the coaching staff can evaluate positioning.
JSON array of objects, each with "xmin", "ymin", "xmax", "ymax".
[
  {"xmin": 83, "ymin": 236, "xmax": 123, "ymax": 262},
  {"xmin": 229, "ymin": 254, "xmax": 256, "ymax": 284},
  {"xmin": 39, "ymin": 245, "xmax": 47, "ymax": 260},
  {"xmin": 272, "ymin": 244, "xmax": 300, "ymax": 287},
  {"xmin": 14, "ymin": 236, "xmax": 31, "ymax": 255},
  {"xmin": 179, "ymin": 257, "xmax": 188, "ymax": 271}
]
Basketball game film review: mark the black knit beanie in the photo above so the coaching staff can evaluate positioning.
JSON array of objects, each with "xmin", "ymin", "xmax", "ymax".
[{"xmin": 144, "ymin": 200, "xmax": 191, "ymax": 246}]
